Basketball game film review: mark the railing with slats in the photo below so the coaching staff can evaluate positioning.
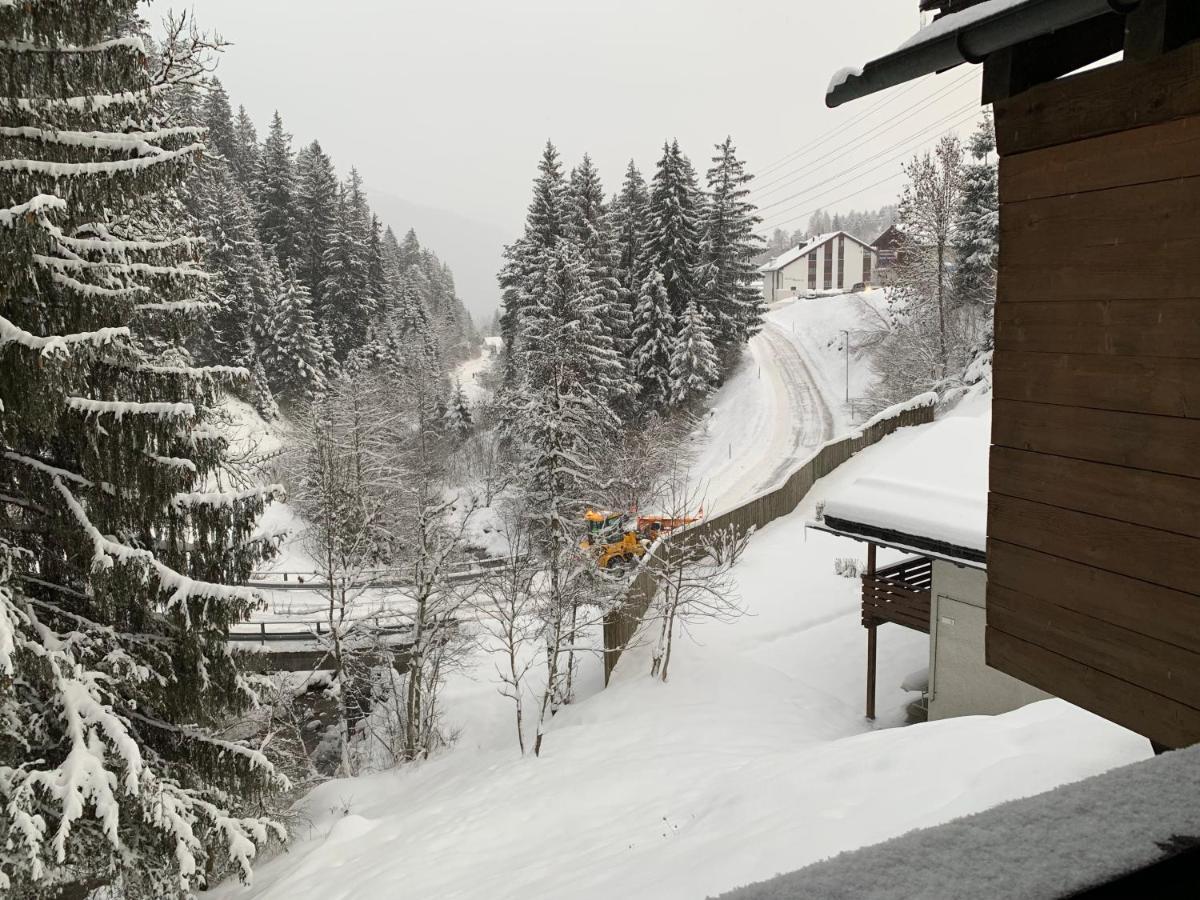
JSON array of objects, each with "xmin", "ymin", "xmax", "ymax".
[{"xmin": 861, "ymin": 556, "xmax": 933, "ymax": 633}]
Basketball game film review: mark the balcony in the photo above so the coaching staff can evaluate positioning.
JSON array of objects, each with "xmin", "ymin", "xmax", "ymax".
[{"xmin": 862, "ymin": 553, "xmax": 933, "ymax": 719}]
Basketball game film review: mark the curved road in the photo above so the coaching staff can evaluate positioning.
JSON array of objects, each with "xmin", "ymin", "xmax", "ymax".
[{"xmin": 691, "ymin": 319, "xmax": 835, "ymax": 516}]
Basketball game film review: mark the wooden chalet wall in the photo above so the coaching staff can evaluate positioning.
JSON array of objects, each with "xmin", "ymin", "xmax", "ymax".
[{"xmin": 987, "ymin": 38, "xmax": 1200, "ymax": 749}]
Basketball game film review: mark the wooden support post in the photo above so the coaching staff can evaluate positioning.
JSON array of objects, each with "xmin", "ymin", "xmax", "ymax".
[
  {"xmin": 866, "ymin": 622, "xmax": 878, "ymax": 721},
  {"xmin": 866, "ymin": 541, "xmax": 878, "ymax": 720}
]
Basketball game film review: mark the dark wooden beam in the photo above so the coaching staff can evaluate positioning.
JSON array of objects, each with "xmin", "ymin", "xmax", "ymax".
[
  {"xmin": 982, "ymin": 12, "xmax": 1126, "ymax": 104},
  {"xmin": 1125, "ymin": 0, "xmax": 1200, "ymax": 63}
]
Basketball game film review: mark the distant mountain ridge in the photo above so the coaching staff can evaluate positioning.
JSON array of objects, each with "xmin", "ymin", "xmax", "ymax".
[{"xmin": 368, "ymin": 188, "xmax": 511, "ymax": 325}]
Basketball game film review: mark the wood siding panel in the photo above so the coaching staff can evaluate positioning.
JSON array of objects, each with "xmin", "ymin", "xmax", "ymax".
[
  {"xmin": 986, "ymin": 628, "xmax": 1200, "ymax": 749},
  {"xmin": 1001, "ymin": 178, "xmax": 1200, "ymax": 256},
  {"xmin": 988, "ymin": 493, "xmax": 1200, "ymax": 595},
  {"xmin": 990, "ymin": 586, "xmax": 1200, "ymax": 710},
  {"xmin": 990, "ymin": 399, "xmax": 1200, "ymax": 479},
  {"xmin": 999, "ymin": 256, "xmax": 1199, "ymax": 302},
  {"xmin": 989, "ymin": 42, "xmax": 1200, "ymax": 748},
  {"xmin": 992, "ymin": 350, "xmax": 1200, "ymax": 418},
  {"xmin": 990, "ymin": 446, "xmax": 1200, "ymax": 538},
  {"xmin": 988, "ymin": 540, "xmax": 1200, "ymax": 655},
  {"xmin": 1001, "ymin": 114, "xmax": 1200, "ymax": 203},
  {"xmin": 994, "ymin": 299, "xmax": 1200, "ymax": 357},
  {"xmin": 994, "ymin": 40, "xmax": 1200, "ymax": 155}
]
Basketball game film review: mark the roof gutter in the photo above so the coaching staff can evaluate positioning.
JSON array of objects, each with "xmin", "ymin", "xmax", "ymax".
[{"xmin": 826, "ymin": 0, "xmax": 1138, "ymax": 108}]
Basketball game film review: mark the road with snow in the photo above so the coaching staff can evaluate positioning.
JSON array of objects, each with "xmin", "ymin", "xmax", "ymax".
[{"xmin": 689, "ymin": 290, "xmax": 887, "ymax": 515}]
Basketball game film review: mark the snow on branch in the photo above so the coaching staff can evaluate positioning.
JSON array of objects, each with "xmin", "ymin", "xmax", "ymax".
[
  {"xmin": 0, "ymin": 36, "xmax": 146, "ymax": 55},
  {"xmin": 53, "ymin": 478, "xmax": 262, "ymax": 609},
  {"xmin": 0, "ymin": 313, "xmax": 128, "ymax": 356},
  {"xmin": 0, "ymin": 125, "xmax": 201, "ymax": 157},
  {"xmin": 0, "ymin": 193, "xmax": 66, "ymax": 228},
  {"xmin": 51, "ymin": 269, "xmax": 147, "ymax": 300},
  {"xmin": 171, "ymin": 485, "xmax": 283, "ymax": 510},
  {"xmin": 66, "ymin": 397, "xmax": 196, "ymax": 420},
  {"xmin": 134, "ymin": 299, "xmax": 218, "ymax": 313},
  {"xmin": 141, "ymin": 362, "xmax": 249, "ymax": 380},
  {"xmin": 0, "ymin": 142, "xmax": 204, "ymax": 178},
  {"xmin": 34, "ymin": 253, "xmax": 210, "ymax": 280},
  {"xmin": 3, "ymin": 450, "xmax": 94, "ymax": 489}
]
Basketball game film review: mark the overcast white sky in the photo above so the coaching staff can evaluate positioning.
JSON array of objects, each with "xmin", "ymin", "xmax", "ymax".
[{"xmin": 150, "ymin": 0, "xmax": 983, "ymax": 317}]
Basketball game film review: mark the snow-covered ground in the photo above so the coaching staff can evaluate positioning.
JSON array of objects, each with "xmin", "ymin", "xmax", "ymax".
[
  {"xmin": 455, "ymin": 343, "xmax": 498, "ymax": 406},
  {"xmin": 690, "ymin": 290, "xmax": 889, "ymax": 514},
  {"xmin": 213, "ymin": 407, "xmax": 1148, "ymax": 900}
]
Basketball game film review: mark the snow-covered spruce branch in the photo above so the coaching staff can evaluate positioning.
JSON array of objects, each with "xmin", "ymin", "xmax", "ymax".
[
  {"xmin": 66, "ymin": 397, "xmax": 196, "ymax": 420},
  {"xmin": 123, "ymin": 711, "xmax": 289, "ymax": 789},
  {"xmin": 0, "ymin": 192, "xmax": 66, "ymax": 227},
  {"xmin": 0, "ymin": 313, "xmax": 128, "ymax": 356},
  {"xmin": 170, "ymin": 485, "xmax": 284, "ymax": 510},
  {"xmin": 4, "ymin": 450, "xmax": 97, "ymax": 490},
  {"xmin": 0, "ymin": 126, "xmax": 203, "ymax": 154},
  {"xmin": 34, "ymin": 253, "xmax": 211, "ymax": 280},
  {"xmin": 141, "ymin": 362, "xmax": 249, "ymax": 379},
  {"xmin": 0, "ymin": 35, "xmax": 146, "ymax": 55},
  {"xmin": 51, "ymin": 269, "xmax": 148, "ymax": 299},
  {"xmin": 0, "ymin": 142, "xmax": 203, "ymax": 178},
  {"xmin": 53, "ymin": 478, "xmax": 262, "ymax": 611}
]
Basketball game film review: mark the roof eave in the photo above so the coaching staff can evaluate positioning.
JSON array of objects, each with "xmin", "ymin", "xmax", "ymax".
[
  {"xmin": 826, "ymin": 0, "xmax": 1129, "ymax": 108},
  {"xmin": 808, "ymin": 517, "xmax": 987, "ymax": 570}
]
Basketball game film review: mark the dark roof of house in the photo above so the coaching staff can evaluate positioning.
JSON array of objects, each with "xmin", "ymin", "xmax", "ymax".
[
  {"xmin": 716, "ymin": 742, "xmax": 1200, "ymax": 900},
  {"xmin": 826, "ymin": 0, "xmax": 1119, "ymax": 108},
  {"xmin": 871, "ymin": 224, "xmax": 905, "ymax": 250}
]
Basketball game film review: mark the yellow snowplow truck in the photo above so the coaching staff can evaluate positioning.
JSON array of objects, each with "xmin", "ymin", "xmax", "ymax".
[{"xmin": 581, "ymin": 509, "xmax": 647, "ymax": 570}]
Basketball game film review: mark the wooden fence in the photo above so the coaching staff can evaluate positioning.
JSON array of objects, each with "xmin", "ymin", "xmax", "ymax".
[{"xmin": 601, "ymin": 397, "xmax": 937, "ymax": 683}]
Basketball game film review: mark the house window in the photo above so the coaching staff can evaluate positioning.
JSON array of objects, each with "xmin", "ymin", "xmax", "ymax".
[
  {"xmin": 823, "ymin": 243, "xmax": 833, "ymax": 289},
  {"xmin": 808, "ymin": 253, "xmax": 817, "ymax": 290},
  {"xmin": 837, "ymin": 236, "xmax": 845, "ymax": 289},
  {"xmin": 863, "ymin": 249, "xmax": 872, "ymax": 284}
]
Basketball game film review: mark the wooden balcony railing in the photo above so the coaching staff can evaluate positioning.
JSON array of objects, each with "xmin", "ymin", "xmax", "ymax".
[{"xmin": 862, "ymin": 555, "xmax": 933, "ymax": 633}]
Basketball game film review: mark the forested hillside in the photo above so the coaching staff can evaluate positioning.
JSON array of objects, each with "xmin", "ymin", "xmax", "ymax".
[{"xmin": 178, "ymin": 78, "xmax": 479, "ymax": 415}]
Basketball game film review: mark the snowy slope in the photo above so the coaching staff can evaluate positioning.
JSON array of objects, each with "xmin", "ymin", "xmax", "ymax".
[
  {"xmin": 455, "ymin": 343, "xmax": 497, "ymax": 406},
  {"xmin": 212, "ymin": 411, "xmax": 1148, "ymax": 900},
  {"xmin": 689, "ymin": 290, "xmax": 889, "ymax": 515}
]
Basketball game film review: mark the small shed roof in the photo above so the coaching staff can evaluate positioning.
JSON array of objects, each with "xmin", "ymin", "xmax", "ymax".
[
  {"xmin": 826, "ymin": 0, "xmax": 1118, "ymax": 107},
  {"xmin": 818, "ymin": 396, "xmax": 990, "ymax": 567},
  {"xmin": 759, "ymin": 230, "xmax": 874, "ymax": 273}
]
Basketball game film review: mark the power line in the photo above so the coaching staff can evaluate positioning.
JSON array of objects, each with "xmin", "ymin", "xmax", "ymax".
[
  {"xmin": 751, "ymin": 68, "xmax": 979, "ymax": 198},
  {"xmin": 754, "ymin": 110, "xmax": 981, "ymax": 236},
  {"xmin": 753, "ymin": 77, "xmax": 928, "ymax": 179},
  {"xmin": 755, "ymin": 101, "xmax": 980, "ymax": 216}
]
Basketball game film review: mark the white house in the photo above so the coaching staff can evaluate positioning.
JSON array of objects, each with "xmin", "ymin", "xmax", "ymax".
[
  {"xmin": 759, "ymin": 230, "xmax": 878, "ymax": 305},
  {"xmin": 812, "ymin": 395, "xmax": 1048, "ymax": 723}
]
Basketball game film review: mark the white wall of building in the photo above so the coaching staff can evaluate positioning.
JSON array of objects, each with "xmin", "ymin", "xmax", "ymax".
[
  {"xmin": 927, "ymin": 560, "xmax": 1050, "ymax": 721},
  {"xmin": 762, "ymin": 237, "xmax": 877, "ymax": 305}
]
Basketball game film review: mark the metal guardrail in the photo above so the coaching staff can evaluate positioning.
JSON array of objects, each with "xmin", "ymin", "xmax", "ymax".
[{"xmin": 244, "ymin": 555, "xmax": 515, "ymax": 590}]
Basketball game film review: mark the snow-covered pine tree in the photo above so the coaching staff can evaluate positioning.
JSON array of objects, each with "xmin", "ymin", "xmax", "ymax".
[
  {"xmin": 230, "ymin": 103, "xmax": 260, "ymax": 190},
  {"xmin": 293, "ymin": 139, "xmax": 339, "ymax": 320},
  {"xmin": 608, "ymin": 159, "xmax": 651, "ymax": 315},
  {"xmin": 255, "ymin": 109, "xmax": 300, "ymax": 267},
  {"xmin": 631, "ymin": 268, "xmax": 676, "ymax": 411},
  {"xmin": 565, "ymin": 154, "xmax": 633, "ymax": 409},
  {"xmin": 645, "ymin": 140, "xmax": 703, "ymax": 319},
  {"xmin": 509, "ymin": 242, "xmax": 626, "ymax": 748},
  {"xmin": 698, "ymin": 137, "xmax": 765, "ymax": 352},
  {"xmin": 320, "ymin": 168, "xmax": 375, "ymax": 360},
  {"xmin": 261, "ymin": 272, "xmax": 328, "ymax": 405},
  {"xmin": 952, "ymin": 113, "xmax": 999, "ymax": 315},
  {"xmin": 669, "ymin": 300, "xmax": 720, "ymax": 406},
  {"xmin": 202, "ymin": 77, "xmax": 237, "ymax": 165},
  {"xmin": 498, "ymin": 141, "xmax": 566, "ymax": 386},
  {"xmin": 0, "ymin": 7, "xmax": 286, "ymax": 895},
  {"xmin": 443, "ymin": 378, "xmax": 474, "ymax": 441}
]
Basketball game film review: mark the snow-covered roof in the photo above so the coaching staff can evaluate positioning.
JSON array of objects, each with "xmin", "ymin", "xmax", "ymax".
[
  {"xmin": 718, "ymin": 737, "xmax": 1200, "ymax": 900},
  {"xmin": 820, "ymin": 396, "xmax": 990, "ymax": 565},
  {"xmin": 826, "ymin": 0, "xmax": 1114, "ymax": 108},
  {"xmin": 759, "ymin": 231, "xmax": 874, "ymax": 274}
]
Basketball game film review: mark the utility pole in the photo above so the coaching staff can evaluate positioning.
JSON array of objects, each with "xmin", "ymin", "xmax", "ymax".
[{"xmin": 840, "ymin": 329, "xmax": 851, "ymax": 403}]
